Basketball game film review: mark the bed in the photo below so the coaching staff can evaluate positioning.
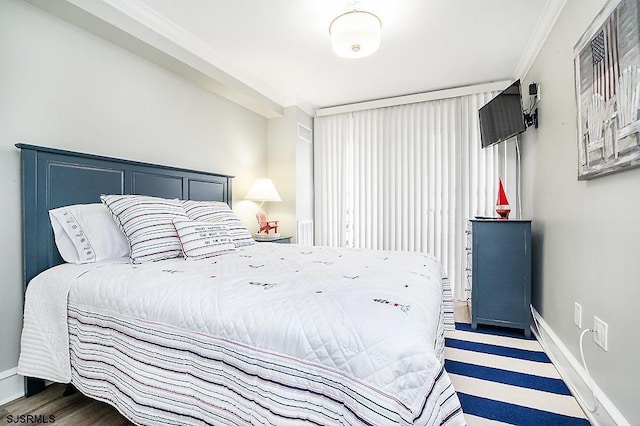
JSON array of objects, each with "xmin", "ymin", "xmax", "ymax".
[{"xmin": 15, "ymin": 144, "xmax": 464, "ymax": 425}]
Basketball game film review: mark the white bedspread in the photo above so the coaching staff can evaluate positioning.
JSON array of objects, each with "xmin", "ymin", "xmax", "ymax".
[
  {"xmin": 19, "ymin": 244, "xmax": 460, "ymax": 424},
  {"xmin": 17, "ymin": 259, "xmax": 129, "ymax": 383}
]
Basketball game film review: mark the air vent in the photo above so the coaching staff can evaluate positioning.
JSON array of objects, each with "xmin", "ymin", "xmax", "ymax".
[{"xmin": 298, "ymin": 123, "xmax": 312, "ymax": 143}]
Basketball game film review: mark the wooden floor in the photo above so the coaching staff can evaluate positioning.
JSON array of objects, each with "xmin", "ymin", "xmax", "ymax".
[
  {"xmin": 1, "ymin": 304, "xmax": 473, "ymax": 425},
  {"xmin": 0, "ymin": 384, "xmax": 132, "ymax": 426},
  {"xmin": 453, "ymin": 299, "xmax": 471, "ymax": 324}
]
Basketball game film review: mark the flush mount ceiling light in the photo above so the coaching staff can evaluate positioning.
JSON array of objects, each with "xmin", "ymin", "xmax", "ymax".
[{"xmin": 329, "ymin": 5, "xmax": 382, "ymax": 59}]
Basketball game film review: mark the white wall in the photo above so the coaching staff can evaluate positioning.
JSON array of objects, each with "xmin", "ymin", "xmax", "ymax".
[
  {"xmin": 266, "ymin": 106, "xmax": 296, "ymax": 239},
  {"xmin": 295, "ymin": 109, "xmax": 314, "ymax": 223},
  {"xmin": 0, "ymin": 0, "xmax": 268, "ymax": 387},
  {"xmin": 266, "ymin": 106, "xmax": 314, "ymax": 242},
  {"xmin": 521, "ymin": 0, "xmax": 640, "ymax": 423}
]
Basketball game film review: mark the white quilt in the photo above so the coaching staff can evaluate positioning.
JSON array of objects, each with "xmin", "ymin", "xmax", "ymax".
[
  {"xmin": 19, "ymin": 244, "xmax": 461, "ymax": 425},
  {"xmin": 17, "ymin": 259, "xmax": 129, "ymax": 383}
]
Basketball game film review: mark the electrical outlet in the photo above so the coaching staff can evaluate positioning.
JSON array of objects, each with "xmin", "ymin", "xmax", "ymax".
[
  {"xmin": 574, "ymin": 302, "xmax": 582, "ymax": 328},
  {"xmin": 593, "ymin": 316, "xmax": 608, "ymax": 351}
]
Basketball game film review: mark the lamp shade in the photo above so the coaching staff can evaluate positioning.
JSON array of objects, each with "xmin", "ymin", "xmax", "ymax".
[
  {"xmin": 245, "ymin": 178, "xmax": 282, "ymax": 202},
  {"xmin": 329, "ymin": 9, "xmax": 381, "ymax": 58}
]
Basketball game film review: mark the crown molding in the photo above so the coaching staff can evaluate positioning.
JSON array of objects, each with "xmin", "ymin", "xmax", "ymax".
[
  {"xmin": 514, "ymin": 0, "xmax": 568, "ymax": 79},
  {"xmin": 25, "ymin": 0, "xmax": 286, "ymax": 118},
  {"xmin": 283, "ymin": 96, "xmax": 316, "ymax": 118}
]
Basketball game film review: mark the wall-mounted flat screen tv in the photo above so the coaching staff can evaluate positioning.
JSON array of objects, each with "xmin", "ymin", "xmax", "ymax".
[{"xmin": 479, "ymin": 80, "xmax": 526, "ymax": 148}]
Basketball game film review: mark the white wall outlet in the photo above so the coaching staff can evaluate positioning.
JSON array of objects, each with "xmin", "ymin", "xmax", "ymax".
[
  {"xmin": 593, "ymin": 316, "xmax": 608, "ymax": 351},
  {"xmin": 574, "ymin": 302, "xmax": 582, "ymax": 328}
]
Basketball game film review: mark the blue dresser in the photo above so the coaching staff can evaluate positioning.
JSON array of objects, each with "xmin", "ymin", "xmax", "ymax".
[{"xmin": 470, "ymin": 219, "xmax": 532, "ymax": 337}]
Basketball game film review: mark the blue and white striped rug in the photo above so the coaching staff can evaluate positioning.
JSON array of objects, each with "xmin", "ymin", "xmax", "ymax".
[{"xmin": 445, "ymin": 323, "xmax": 590, "ymax": 425}]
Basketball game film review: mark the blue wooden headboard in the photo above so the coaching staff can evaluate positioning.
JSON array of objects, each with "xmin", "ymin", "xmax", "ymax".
[
  {"xmin": 16, "ymin": 143, "xmax": 234, "ymax": 395},
  {"xmin": 17, "ymin": 143, "xmax": 234, "ymax": 284}
]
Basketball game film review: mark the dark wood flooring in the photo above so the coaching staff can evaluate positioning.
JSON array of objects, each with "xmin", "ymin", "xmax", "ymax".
[{"xmin": 0, "ymin": 384, "xmax": 131, "ymax": 426}]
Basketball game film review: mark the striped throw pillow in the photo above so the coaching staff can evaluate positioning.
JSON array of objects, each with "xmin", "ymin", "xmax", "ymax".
[
  {"xmin": 182, "ymin": 200, "xmax": 255, "ymax": 247},
  {"xmin": 173, "ymin": 219, "xmax": 236, "ymax": 260},
  {"xmin": 100, "ymin": 195, "xmax": 189, "ymax": 263}
]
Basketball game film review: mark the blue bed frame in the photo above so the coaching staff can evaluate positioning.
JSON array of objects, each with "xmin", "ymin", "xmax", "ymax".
[{"xmin": 16, "ymin": 143, "xmax": 234, "ymax": 396}]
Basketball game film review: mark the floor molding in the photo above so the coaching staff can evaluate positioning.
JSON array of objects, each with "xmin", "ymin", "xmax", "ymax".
[
  {"xmin": 530, "ymin": 308, "xmax": 630, "ymax": 426},
  {"xmin": 0, "ymin": 368, "xmax": 24, "ymax": 406}
]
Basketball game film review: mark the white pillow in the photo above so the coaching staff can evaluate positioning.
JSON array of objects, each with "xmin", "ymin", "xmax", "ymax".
[
  {"xmin": 173, "ymin": 219, "xmax": 236, "ymax": 260},
  {"xmin": 49, "ymin": 203, "xmax": 129, "ymax": 264},
  {"xmin": 101, "ymin": 194, "xmax": 189, "ymax": 263},
  {"xmin": 182, "ymin": 200, "xmax": 256, "ymax": 248}
]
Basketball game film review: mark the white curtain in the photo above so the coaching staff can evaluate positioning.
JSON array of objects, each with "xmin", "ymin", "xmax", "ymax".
[{"xmin": 314, "ymin": 91, "xmax": 514, "ymax": 300}]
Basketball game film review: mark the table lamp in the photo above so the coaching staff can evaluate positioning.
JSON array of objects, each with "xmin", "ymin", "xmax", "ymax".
[{"xmin": 245, "ymin": 178, "xmax": 282, "ymax": 236}]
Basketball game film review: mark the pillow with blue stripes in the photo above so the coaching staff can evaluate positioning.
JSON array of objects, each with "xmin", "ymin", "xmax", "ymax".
[
  {"xmin": 182, "ymin": 200, "xmax": 255, "ymax": 247},
  {"xmin": 173, "ymin": 219, "xmax": 236, "ymax": 260},
  {"xmin": 101, "ymin": 194, "xmax": 189, "ymax": 263}
]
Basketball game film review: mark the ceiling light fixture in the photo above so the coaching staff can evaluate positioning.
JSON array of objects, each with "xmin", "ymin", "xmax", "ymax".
[{"xmin": 329, "ymin": 3, "xmax": 382, "ymax": 59}]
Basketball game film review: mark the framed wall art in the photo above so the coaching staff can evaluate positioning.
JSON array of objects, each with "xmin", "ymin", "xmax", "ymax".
[{"xmin": 574, "ymin": 0, "xmax": 640, "ymax": 180}]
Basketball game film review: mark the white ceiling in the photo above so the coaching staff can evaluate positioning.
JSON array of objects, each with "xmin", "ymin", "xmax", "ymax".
[{"xmin": 28, "ymin": 0, "xmax": 566, "ymax": 116}]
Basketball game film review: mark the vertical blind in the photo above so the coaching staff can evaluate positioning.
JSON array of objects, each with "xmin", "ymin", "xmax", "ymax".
[{"xmin": 314, "ymin": 91, "xmax": 514, "ymax": 300}]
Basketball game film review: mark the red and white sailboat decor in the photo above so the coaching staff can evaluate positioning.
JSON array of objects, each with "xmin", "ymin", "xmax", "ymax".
[{"xmin": 496, "ymin": 178, "xmax": 511, "ymax": 220}]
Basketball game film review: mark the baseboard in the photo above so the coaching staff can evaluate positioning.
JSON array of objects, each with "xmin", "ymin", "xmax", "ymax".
[
  {"xmin": 531, "ymin": 308, "xmax": 630, "ymax": 426},
  {"xmin": 0, "ymin": 368, "xmax": 24, "ymax": 406}
]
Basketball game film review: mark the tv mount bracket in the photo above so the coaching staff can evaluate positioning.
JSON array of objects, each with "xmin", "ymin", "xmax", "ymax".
[
  {"xmin": 524, "ymin": 82, "xmax": 539, "ymax": 129},
  {"xmin": 524, "ymin": 109, "xmax": 538, "ymax": 129}
]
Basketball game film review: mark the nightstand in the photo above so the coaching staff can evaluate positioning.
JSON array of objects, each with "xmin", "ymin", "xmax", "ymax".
[
  {"xmin": 469, "ymin": 219, "xmax": 531, "ymax": 337},
  {"xmin": 254, "ymin": 236, "xmax": 292, "ymax": 244}
]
